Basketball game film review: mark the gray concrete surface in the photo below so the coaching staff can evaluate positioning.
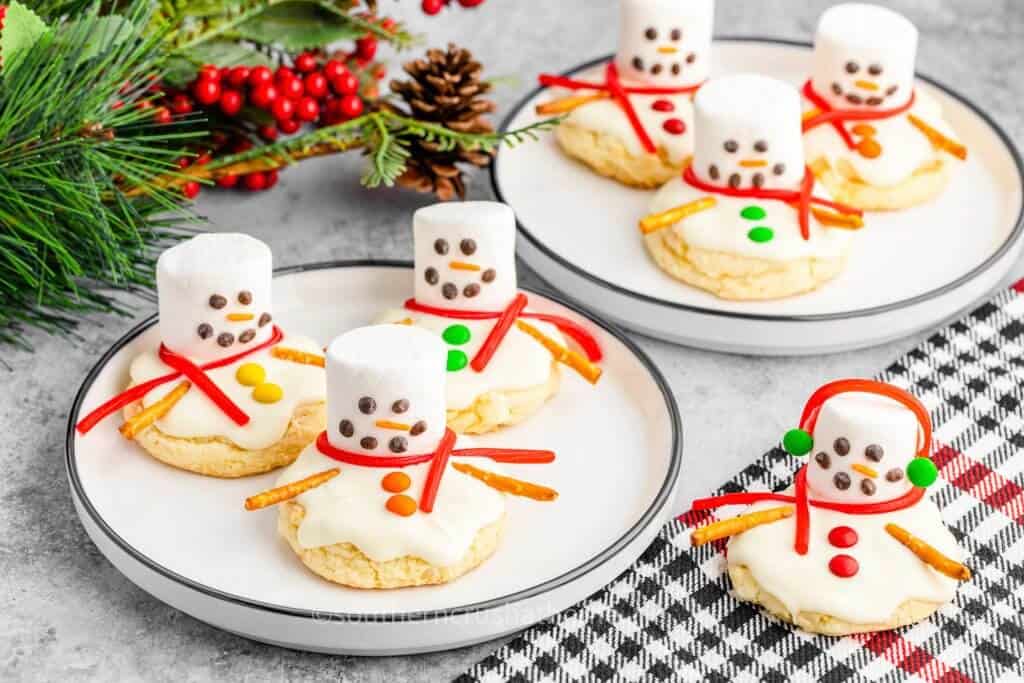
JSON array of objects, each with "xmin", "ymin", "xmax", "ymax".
[{"xmin": 3, "ymin": 1, "xmax": 1022, "ymax": 680}]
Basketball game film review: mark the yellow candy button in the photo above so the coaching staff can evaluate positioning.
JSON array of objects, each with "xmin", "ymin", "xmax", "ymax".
[
  {"xmin": 252, "ymin": 382, "xmax": 283, "ymax": 404},
  {"xmin": 236, "ymin": 363, "xmax": 266, "ymax": 387}
]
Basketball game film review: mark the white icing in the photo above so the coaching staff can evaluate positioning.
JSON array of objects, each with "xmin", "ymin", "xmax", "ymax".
[
  {"xmin": 413, "ymin": 202, "xmax": 517, "ymax": 311},
  {"xmin": 376, "ymin": 310, "xmax": 564, "ymax": 411},
  {"xmin": 693, "ymin": 75, "xmax": 805, "ymax": 191},
  {"xmin": 157, "ymin": 233, "xmax": 274, "ymax": 363},
  {"xmin": 728, "ymin": 493, "xmax": 962, "ymax": 624},
  {"xmin": 808, "ymin": 392, "xmax": 921, "ymax": 503},
  {"xmin": 565, "ymin": 91, "xmax": 695, "ymax": 162},
  {"xmin": 615, "ymin": 0, "xmax": 714, "ymax": 88},
  {"xmin": 648, "ymin": 176, "xmax": 854, "ymax": 262},
  {"xmin": 325, "ymin": 325, "xmax": 448, "ymax": 457},
  {"xmin": 276, "ymin": 437, "xmax": 506, "ymax": 566},
  {"xmin": 129, "ymin": 334, "xmax": 326, "ymax": 450}
]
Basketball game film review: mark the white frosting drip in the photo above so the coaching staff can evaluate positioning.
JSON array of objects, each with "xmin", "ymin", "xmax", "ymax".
[
  {"xmin": 648, "ymin": 176, "xmax": 854, "ymax": 261},
  {"xmin": 276, "ymin": 437, "xmax": 505, "ymax": 566},
  {"xmin": 565, "ymin": 88, "xmax": 695, "ymax": 162},
  {"xmin": 376, "ymin": 309, "xmax": 563, "ymax": 410},
  {"xmin": 129, "ymin": 334, "xmax": 326, "ymax": 450},
  {"xmin": 728, "ymin": 493, "xmax": 962, "ymax": 624}
]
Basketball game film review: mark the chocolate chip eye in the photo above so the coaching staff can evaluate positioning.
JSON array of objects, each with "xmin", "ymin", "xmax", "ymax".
[
  {"xmin": 670, "ymin": 28, "xmax": 682, "ymax": 41},
  {"xmin": 708, "ymin": 164, "xmax": 720, "ymax": 180},
  {"xmin": 358, "ymin": 396, "xmax": 376, "ymax": 414},
  {"xmin": 442, "ymin": 283, "xmax": 458, "ymax": 300},
  {"xmin": 644, "ymin": 27, "xmax": 657, "ymax": 40},
  {"xmin": 833, "ymin": 437, "xmax": 850, "ymax": 456},
  {"xmin": 754, "ymin": 140, "xmax": 768, "ymax": 153},
  {"xmin": 197, "ymin": 323, "xmax": 213, "ymax": 339},
  {"xmin": 237, "ymin": 290, "xmax": 252, "ymax": 305},
  {"xmin": 410, "ymin": 420, "xmax": 427, "ymax": 436},
  {"xmin": 389, "ymin": 436, "xmax": 408, "ymax": 453},
  {"xmin": 481, "ymin": 268, "xmax": 496, "ymax": 283},
  {"xmin": 861, "ymin": 479, "xmax": 877, "ymax": 496},
  {"xmin": 727, "ymin": 173, "xmax": 741, "ymax": 189},
  {"xmin": 339, "ymin": 419, "xmax": 354, "ymax": 437},
  {"xmin": 885, "ymin": 84, "xmax": 899, "ymax": 95},
  {"xmin": 459, "ymin": 238, "xmax": 476, "ymax": 256},
  {"xmin": 833, "ymin": 472, "xmax": 852, "ymax": 490},
  {"xmin": 868, "ymin": 63, "xmax": 883, "ymax": 76},
  {"xmin": 866, "ymin": 96, "xmax": 883, "ymax": 106},
  {"xmin": 425, "ymin": 267, "xmax": 439, "ymax": 285},
  {"xmin": 815, "ymin": 452, "xmax": 831, "ymax": 469},
  {"xmin": 772, "ymin": 163, "xmax": 786, "ymax": 176},
  {"xmin": 671, "ymin": 63, "xmax": 680, "ymax": 75},
  {"xmin": 238, "ymin": 329, "xmax": 256, "ymax": 343},
  {"xmin": 392, "ymin": 399, "xmax": 409, "ymax": 414},
  {"xmin": 632, "ymin": 56, "xmax": 644, "ymax": 71},
  {"xmin": 434, "ymin": 238, "xmax": 449, "ymax": 255},
  {"xmin": 686, "ymin": 52, "xmax": 696, "ymax": 64},
  {"xmin": 651, "ymin": 64, "xmax": 663, "ymax": 75},
  {"xmin": 360, "ymin": 436, "xmax": 378, "ymax": 450},
  {"xmin": 209, "ymin": 294, "xmax": 227, "ymax": 309},
  {"xmin": 464, "ymin": 283, "xmax": 480, "ymax": 298},
  {"xmin": 831, "ymin": 82, "xmax": 843, "ymax": 95},
  {"xmin": 752, "ymin": 173, "xmax": 765, "ymax": 188},
  {"xmin": 217, "ymin": 332, "xmax": 234, "ymax": 347},
  {"xmin": 845, "ymin": 61, "xmax": 859, "ymax": 74},
  {"xmin": 865, "ymin": 444, "xmax": 884, "ymax": 462},
  {"xmin": 885, "ymin": 468, "xmax": 904, "ymax": 482},
  {"xmin": 258, "ymin": 312, "xmax": 272, "ymax": 327},
  {"xmin": 845, "ymin": 93, "xmax": 863, "ymax": 105},
  {"xmin": 723, "ymin": 140, "xmax": 739, "ymax": 153}
]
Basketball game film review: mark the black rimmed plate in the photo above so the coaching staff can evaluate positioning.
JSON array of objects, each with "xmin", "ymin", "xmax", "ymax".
[
  {"xmin": 66, "ymin": 261, "xmax": 682, "ymax": 655},
  {"xmin": 494, "ymin": 39, "xmax": 1024, "ymax": 354}
]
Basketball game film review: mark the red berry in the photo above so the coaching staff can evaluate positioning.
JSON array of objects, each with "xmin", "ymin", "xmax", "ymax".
[
  {"xmin": 176, "ymin": 156, "xmax": 191, "ymax": 169},
  {"xmin": 380, "ymin": 18, "xmax": 397, "ymax": 31},
  {"xmin": 182, "ymin": 181, "xmax": 201, "ymax": 199},
  {"xmin": 216, "ymin": 174, "xmax": 240, "ymax": 189},
  {"xmin": 198, "ymin": 64, "xmax": 219, "ymax": 81},
  {"xmin": 331, "ymin": 71, "xmax": 359, "ymax": 96},
  {"xmin": 295, "ymin": 52, "xmax": 317, "ymax": 73},
  {"xmin": 272, "ymin": 97, "xmax": 295, "ymax": 122},
  {"xmin": 277, "ymin": 118, "xmax": 301, "ymax": 134},
  {"xmin": 296, "ymin": 96, "xmax": 320, "ymax": 122},
  {"xmin": 340, "ymin": 94, "xmax": 364, "ymax": 118},
  {"xmin": 421, "ymin": 0, "xmax": 444, "ymax": 15},
  {"xmin": 356, "ymin": 36, "xmax": 377, "ymax": 61},
  {"xmin": 217, "ymin": 66, "xmax": 231, "ymax": 81},
  {"xmin": 275, "ymin": 66, "xmax": 295, "ymax": 83},
  {"xmin": 232, "ymin": 139, "xmax": 254, "ymax": 153},
  {"xmin": 250, "ymin": 83, "xmax": 278, "ymax": 109},
  {"xmin": 303, "ymin": 72, "xmax": 328, "ymax": 98},
  {"xmin": 279, "ymin": 76, "xmax": 304, "ymax": 100},
  {"xmin": 170, "ymin": 94, "xmax": 194, "ymax": 115},
  {"xmin": 194, "ymin": 152, "xmax": 212, "ymax": 166},
  {"xmin": 323, "ymin": 59, "xmax": 347, "ymax": 81},
  {"xmin": 244, "ymin": 172, "xmax": 268, "ymax": 191},
  {"xmin": 227, "ymin": 66, "xmax": 250, "ymax": 88},
  {"xmin": 193, "ymin": 78, "xmax": 221, "ymax": 106},
  {"xmin": 259, "ymin": 125, "xmax": 279, "ymax": 141},
  {"xmin": 219, "ymin": 89, "xmax": 244, "ymax": 116},
  {"xmin": 248, "ymin": 66, "xmax": 273, "ymax": 87},
  {"xmin": 264, "ymin": 169, "xmax": 280, "ymax": 188},
  {"xmin": 135, "ymin": 99, "xmax": 153, "ymax": 110},
  {"xmin": 457, "ymin": 0, "xmax": 486, "ymax": 6},
  {"xmin": 153, "ymin": 107, "xmax": 172, "ymax": 124}
]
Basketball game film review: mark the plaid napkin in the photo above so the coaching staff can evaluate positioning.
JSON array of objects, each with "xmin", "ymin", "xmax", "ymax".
[{"xmin": 459, "ymin": 279, "xmax": 1024, "ymax": 683}]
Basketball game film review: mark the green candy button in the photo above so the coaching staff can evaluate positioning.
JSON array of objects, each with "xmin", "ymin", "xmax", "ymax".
[
  {"xmin": 782, "ymin": 428, "xmax": 814, "ymax": 456},
  {"xmin": 748, "ymin": 227, "xmax": 774, "ymax": 243},
  {"xmin": 907, "ymin": 457, "xmax": 938, "ymax": 488},
  {"xmin": 442, "ymin": 324, "xmax": 471, "ymax": 345},
  {"xmin": 446, "ymin": 349, "xmax": 468, "ymax": 372},
  {"xmin": 741, "ymin": 205, "xmax": 766, "ymax": 221}
]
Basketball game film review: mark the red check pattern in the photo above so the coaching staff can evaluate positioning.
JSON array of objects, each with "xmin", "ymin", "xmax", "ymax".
[{"xmin": 460, "ymin": 278, "xmax": 1024, "ymax": 683}]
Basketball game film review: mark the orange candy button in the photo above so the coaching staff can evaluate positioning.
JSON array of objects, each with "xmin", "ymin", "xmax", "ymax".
[
  {"xmin": 386, "ymin": 494, "xmax": 417, "ymax": 517},
  {"xmin": 381, "ymin": 471, "xmax": 411, "ymax": 493},
  {"xmin": 852, "ymin": 123, "xmax": 877, "ymax": 137},
  {"xmin": 857, "ymin": 137, "xmax": 882, "ymax": 159}
]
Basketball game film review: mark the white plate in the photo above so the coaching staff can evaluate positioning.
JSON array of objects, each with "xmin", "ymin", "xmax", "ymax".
[
  {"xmin": 66, "ymin": 261, "xmax": 682, "ymax": 655},
  {"xmin": 494, "ymin": 38, "xmax": 1024, "ymax": 355}
]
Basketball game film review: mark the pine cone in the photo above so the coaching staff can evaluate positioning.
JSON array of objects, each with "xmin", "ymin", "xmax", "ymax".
[{"xmin": 390, "ymin": 43, "xmax": 497, "ymax": 200}]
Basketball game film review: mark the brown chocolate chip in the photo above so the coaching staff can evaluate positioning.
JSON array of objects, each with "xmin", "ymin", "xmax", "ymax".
[
  {"xmin": 833, "ymin": 437, "xmax": 850, "ymax": 456},
  {"xmin": 845, "ymin": 93, "xmax": 864, "ymax": 105},
  {"xmin": 772, "ymin": 163, "xmax": 786, "ymax": 176},
  {"xmin": 339, "ymin": 419, "xmax": 354, "ymax": 437},
  {"xmin": 238, "ymin": 290, "xmax": 252, "ymax": 305},
  {"xmin": 632, "ymin": 56, "xmax": 644, "ymax": 71},
  {"xmin": 389, "ymin": 436, "xmax": 408, "ymax": 454},
  {"xmin": 392, "ymin": 399, "xmax": 409, "ymax": 414},
  {"xmin": 752, "ymin": 173, "xmax": 765, "ymax": 188},
  {"xmin": 360, "ymin": 436, "xmax": 378, "ymax": 449},
  {"xmin": 886, "ymin": 84, "xmax": 899, "ymax": 95},
  {"xmin": 885, "ymin": 468, "xmax": 904, "ymax": 482},
  {"xmin": 845, "ymin": 61, "xmax": 859, "ymax": 74},
  {"xmin": 442, "ymin": 283, "xmax": 458, "ymax": 300},
  {"xmin": 865, "ymin": 444, "xmax": 884, "ymax": 462},
  {"xmin": 868, "ymin": 63, "xmax": 883, "ymax": 76},
  {"xmin": 238, "ymin": 329, "xmax": 256, "ymax": 344},
  {"xmin": 358, "ymin": 396, "xmax": 376, "ymax": 414},
  {"xmin": 425, "ymin": 267, "xmax": 439, "ymax": 285},
  {"xmin": 860, "ymin": 479, "xmax": 877, "ymax": 496},
  {"xmin": 209, "ymin": 294, "xmax": 227, "ymax": 309},
  {"xmin": 258, "ymin": 312, "xmax": 272, "ymax": 327},
  {"xmin": 833, "ymin": 472, "xmax": 851, "ymax": 490},
  {"xmin": 670, "ymin": 28, "xmax": 682, "ymax": 41},
  {"xmin": 481, "ymin": 268, "xmax": 496, "ymax": 283},
  {"xmin": 410, "ymin": 420, "xmax": 427, "ymax": 436},
  {"xmin": 644, "ymin": 27, "xmax": 657, "ymax": 40},
  {"xmin": 434, "ymin": 238, "xmax": 449, "ymax": 255},
  {"xmin": 217, "ymin": 332, "xmax": 234, "ymax": 347},
  {"xmin": 723, "ymin": 139, "xmax": 739, "ymax": 153},
  {"xmin": 754, "ymin": 140, "xmax": 768, "ymax": 153},
  {"xmin": 197, "ymin": 323, "xmax": 213, "ymax": 340},
  {"xmin": 708, "ymin": 164, "xmax": 720, "ymax": 181},
  {"xmin": 464, "ymin": 283, "xmax": 481, "ymax": 298},
  {"xmin": 866, "ymin": 96, "xmax": 883, "ymax": 106},
  {"xmin": 815, "ymin": 452, "xmax": 831, "ymax": 469},
  {"xmin": 831, "ymin": 82, "xmax": 843, "ymax": 95},
  {"xmin": 671, "ymin": 63, "xmax": 680, "ymax": 76},
  {"xmin": 686, "ymin": 52, "xmax": 696, "ymax": 64},
  {"xmin": 728, "ymin": 173, "xmax": 741, "ymax": 188},
  {"xmin": 651, "ymin": 63, "xmax": 663, "ymax": 75},
  {"xmin": 459, "ymin": 238, "xmax": 477, "ymax": 256}
]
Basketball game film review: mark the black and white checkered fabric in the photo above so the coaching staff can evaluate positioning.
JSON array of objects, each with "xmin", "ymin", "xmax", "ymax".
[{"xmin": 459, "ymin": 281, "xmax": 1024, "ymax": 682}]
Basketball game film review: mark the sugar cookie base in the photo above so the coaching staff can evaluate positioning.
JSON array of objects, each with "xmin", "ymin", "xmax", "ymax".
[
  {"xmin": 279, "ymin": 502, "xmax": 504, "ymax": 589},
  {"xmin": 643, "ymin": 229, "xmax": 846, "ymax": 300},
  {"xmin": 555, "ymin": 120, "xmax": 684, "ymax": 189},
  {"xmin": 446, "ymin": 362, "xmax": 561, "ymax": 435},
  {"xmin": 809, "ymin": 156, "xmax": 949, "ymax": 211},
  {"xmin": 123, "ymin": 400, "xmax": 326, "ymax": 478},
  {"xmin": 728, "ymin": 564, "xmax": 944, "ymax": 636}
]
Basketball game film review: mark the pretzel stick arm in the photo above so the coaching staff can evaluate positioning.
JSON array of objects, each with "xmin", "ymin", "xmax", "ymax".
[
  {"xmin": 639, "ymin": 197, "xmax": 717, "ymax": 235},
  {"xmin": 515, "ymin": 319, "xmax": 602, "ymax": 384},
  {"xmin": 452, "ymin": 462, "xmax": 558, "ymax": 501},
  {"xmin": 270, "ymin": 346, "xmax": 325, "ymax": 367},
  {"xmin": 119, "ymin": 381, "xmax": 191, "ymax": 440},
  {"xmin": 690, "ymin": 506, "xmax": 794, "ymax": 546},
  {"xmin": 245, "ymin": 468, "xmax": 340, "ymax": 511},
  {"xmin": 535, "ymin": 92, "xmax": 609, "ymax": 115},
  {"xmin": 885, "ymin": 523, "xmax": 971, "ymax": 581}
]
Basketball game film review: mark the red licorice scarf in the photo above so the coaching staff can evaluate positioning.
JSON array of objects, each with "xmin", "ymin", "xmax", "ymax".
[
  {"xmin": 539, "ymin": 62, "xmax": 703, "ymax": 154},
  {"xmin": 690, "ymin": 465, "xmax": 926, "ymax": 555},
  {"xmin": 404, "ymin": 294, "xmax": 603, "ymax": 373},
  {"xmin": 75, "ymin": 326, "xmax": 284, "ymax": 434},
  {"xmin": 801, "ymin": 79, "xmax": 916, "ymax": 150},
  {"xmin": 681, "ymin": 165, "xmax": 862, "ymax": 240},
  {"xmin": 315, "ymin": 428, "xmax": 555, "ymax": 513}
]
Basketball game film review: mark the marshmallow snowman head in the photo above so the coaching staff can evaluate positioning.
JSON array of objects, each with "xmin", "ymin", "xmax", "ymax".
[
  {"xmin": 692, "ymin": 74, "xmax": 805, "ymax": 191},
  {"xmin": 413, "ymin": 201, "xmax": 517, "ymax": 312},
  {"xmin": 157, "ymin": 233, "xmax": 274, "ymax": 363},
  {"xmin": 615, "ymin": 0, "xmax": 715, "ymax": 88},
  {"xmin": 811, "ymin": 3, "xmax": 918, "ymax": 110},
  {"xmin": 326, "ymin": 325, "xmax": 448, "ymax": 457},
  {"xmin": 806, "ymin": 392, "xmax": 921, "ymax": 503}
]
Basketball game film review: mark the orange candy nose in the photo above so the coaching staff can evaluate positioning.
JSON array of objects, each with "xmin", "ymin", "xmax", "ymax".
[
  {"xmin": 386, "ymin": 494, "xmax": 417, "ymax": 517},
  {"xmin": 382, "ymin": 471, "xmax": 411, "ymax": 493}
]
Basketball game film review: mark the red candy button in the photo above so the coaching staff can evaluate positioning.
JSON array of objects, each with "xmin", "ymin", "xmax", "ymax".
[
  {"xmin": 829, "ymin": 554, "xmax": 859, "ymax": 578},
  {"xmin": 663, "ymin": 118, "xmax": 686, "ymax": 135},
  {"xmin": 828, "ymin": 526, "xmax": 859, "ymax": 548},
  {"xmin": 651, "ymin": 99, "xmax": 675, "ymax": 112}
]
